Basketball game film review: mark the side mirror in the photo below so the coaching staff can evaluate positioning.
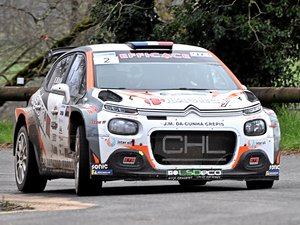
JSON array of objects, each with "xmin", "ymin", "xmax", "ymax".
[{"xmin": 51, "ymin": 83, "xmax": 71, "ymax": 104}]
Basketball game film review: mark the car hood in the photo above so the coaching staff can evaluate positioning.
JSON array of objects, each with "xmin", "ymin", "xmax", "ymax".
[{"xmin": 96, "ymin": 89, "xmax": 259, "ymax": 110}]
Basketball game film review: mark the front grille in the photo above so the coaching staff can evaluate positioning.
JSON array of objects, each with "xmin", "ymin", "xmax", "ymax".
[{"xmin": 150, "ymin": 131, "xmax": 236, "ymax": 165}]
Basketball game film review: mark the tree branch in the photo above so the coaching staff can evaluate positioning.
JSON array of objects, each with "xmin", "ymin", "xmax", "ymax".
[
  {"xmin": 5, "ymin": 16, "xmax": 97, "ymax": 86},
  {"xmin": 248, "ymin": 0, "xmax": 266, "ymax": 50}
]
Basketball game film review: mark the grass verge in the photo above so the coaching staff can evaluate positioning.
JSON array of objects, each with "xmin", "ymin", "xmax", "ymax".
[
  {"xmin": 276, "ymin": 107, "xmax": 300, "ymax": 150},
  {"xmin": 0, "ymin": 120, "xmax": 13, "ymax": 145}
]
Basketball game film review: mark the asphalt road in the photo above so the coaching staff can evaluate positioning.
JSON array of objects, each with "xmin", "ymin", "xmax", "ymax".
[{"xmin": 1, "ymin": 148, "xmax": 300, "ymax": 225}]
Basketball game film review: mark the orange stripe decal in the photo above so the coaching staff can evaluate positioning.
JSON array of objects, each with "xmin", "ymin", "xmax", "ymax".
[
  {"xmin": 92, "ymin": 152, "xmax": 100, "ymax": 164},
  {"xmin": 231, "ymin": 146, "xmax": 251, "ymax": 169},
  {"xmin": 123, "ymin": 145, "xmax": 156, "ymax": 169},
  {"xmin": 15, "ymin": 108, "xmax": 29, "ymax": 131},
  {"xmin": 86, "ymin": 50, "xmax": 94, "ymax": 89},
  {"xmin": 275, "ymin": 152, "xmax": 280, "ymax": 164}
]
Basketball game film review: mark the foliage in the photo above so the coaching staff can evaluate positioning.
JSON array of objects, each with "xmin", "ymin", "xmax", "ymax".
[
  {"xmin": 0, "ymin": 120, "xmax": 13, "ymax": 144},
  {"xmin": 90, "ymin": 0, "xmax": 158, "ymax": 43},
  {"xmin": 90, "ymin": 0, "xmax": 300, "ymax": 87},
  {"xmin": 151, "ymin": 0, "xmax": 300, "ymax": 87},
  {"xmin": 1, "ymin": 0, "xmax": 299, "ymax": 87},
  {"xmin": 276, "ymin": 107, "xmax": 300, "ymax": 150}
]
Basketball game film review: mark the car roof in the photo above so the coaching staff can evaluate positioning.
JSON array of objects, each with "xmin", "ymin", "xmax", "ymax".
[{"xmin": 72, "ymin": 43, "xmax": 208, "ymax": 53}]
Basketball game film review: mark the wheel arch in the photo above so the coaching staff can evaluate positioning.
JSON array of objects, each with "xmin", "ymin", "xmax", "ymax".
[
  {"xmin": 13, "ymin": 113, "xmax": 27, "ymax": 156},
  {"xmin": 69, "ymin": 110, "xmax": 85, "ymax": 152}
]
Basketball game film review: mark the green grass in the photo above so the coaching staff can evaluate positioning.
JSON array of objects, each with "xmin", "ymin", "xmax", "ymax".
[
  {"xmin": 0, "ymin": 120, "xmax": 13, "ymax": 144},
  {"xmin": 276, "ymin": 107, "xmax": 300, "ymax": 150}
]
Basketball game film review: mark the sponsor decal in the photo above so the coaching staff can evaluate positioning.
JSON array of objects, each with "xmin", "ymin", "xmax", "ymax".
[
  {"xmin": 162, "ymin": 121, "xmax": 224, "ymax": 127},
  {"xmin": 167, "ymin": 169, "xmax": 222, "ymax": 180},
  {"xmin": 247, "ymin": 140, "xmax": 267, "ymax": 149},
  {"xmin": 83, "ymin": 105, "xmax": 98, "ymax": 114},
  {"xmin": 118, "ymin": 140, "xmax": 132, "ymax": 145},
  {"xmin": 94, "ymin": 52, "xmax": 119, "ymax": 65},
  {"xmin": 91, "ymin": 164, "xmax": 109, "ymax": 170},
  {"xmin": 220, "ymin": 91, "xmax": 245, "ymax": 107},
  {"xmin": 91, "ymin": 170, "xmax": 113, "ymax": 175},
  {"xmin": 52, "ymin": 134, "xmax": 57, "ymax": 142},
  {"xmin": 42, "ymin": 158, "xmax": 73, "ymax": 169},
  {"xmin": 162, "ymin": 135, "xmax": 226, "ymax": 155},
  {"xmin": 51, "ymin": 122, "xmax": 58, "ymax": 129},
  {"xmin": 144, "ymin": 98, "xmax": 164, "ymax": 105},
  {"xmin": 164, "ymin": 96, "xmax": 219, "ymax": 104},
  {"xmin": 106, "ymin": 137, "xmax": 117, "ymax": 147},
  {"xmin": 249, "ymin": 157, "xmax": 260, "ymax": 165},
  {"xmin": 119, "ymin": 52, "xmax": 191, "ymax": 60},
  {"xmin": 123, "ymin": 157, "xmax": 136, "ymax": 165},
  {"xmin": 190, "ymin": 52, "xmax": 212, "ymax": 57},
  {"xmin": 265, "ymin": 165, "xmax": 280, "ymax": 176}
]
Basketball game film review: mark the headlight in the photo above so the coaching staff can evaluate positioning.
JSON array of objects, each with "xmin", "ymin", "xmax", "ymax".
[
  {"xmin": 243, "ymin": 104, "xmax": 261, "ymax": 115},
  {"xmin": 244, "ymin": 119, "xmax": 266, "ymax": 136},
  {"xmin": 108, "ymin": 119, "xmax": 138, "ymax": 135},
  {"xmin": 104, "ymin": 104, "xmax": 137, "ymax": 114}
]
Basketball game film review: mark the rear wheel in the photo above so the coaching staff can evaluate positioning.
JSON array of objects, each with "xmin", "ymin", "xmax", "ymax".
[
  {"xmin": 246, "ymin": 180, "xmax": 274, "ymax": 189},
  {"xmin": 75, "ymin": 125, "xmax": 102, "ymax": 196},
  {"xmin": 14, "ymin": 126, "xmax": 47, "ymax": 192},
  {"xmin": 178, "ymin": 180, "xmax": 207, "ymax": 186}
]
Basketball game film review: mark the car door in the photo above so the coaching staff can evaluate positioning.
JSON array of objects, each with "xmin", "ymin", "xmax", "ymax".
[
  {"xmin": 42, "ymin": 54, "xmax": 75, "ymax": 169},
  {"xmin": 54, "ymin": 53, "xmax": 87, "ymax": 164}
]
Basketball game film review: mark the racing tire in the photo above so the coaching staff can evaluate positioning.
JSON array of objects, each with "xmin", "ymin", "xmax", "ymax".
[
  {"xmin": 14, "ymin": 126, "xmax": 47, "ymax": 192},
  {"xmin": 178, "ymin": 180, "xmax": 207, "ymax": 186},
  {"xmin": 246, "ymin": 180, "xmax": 274, "ymax": 189},
  {"xmin": 75, "ymin": 125, "xmax": 102, "ymax": 196}
]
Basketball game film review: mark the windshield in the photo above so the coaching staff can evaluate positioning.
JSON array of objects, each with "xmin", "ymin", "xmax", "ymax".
[{"xmin": 95, "ymin": 62, "xmax": 239, "ymax": 90}]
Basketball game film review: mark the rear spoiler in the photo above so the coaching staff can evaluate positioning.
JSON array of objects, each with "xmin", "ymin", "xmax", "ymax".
[{"xmin": 46, "ymin": 47, "xmax": 77, "ymax": 63}]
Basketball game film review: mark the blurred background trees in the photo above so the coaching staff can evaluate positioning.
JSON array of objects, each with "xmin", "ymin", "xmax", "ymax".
[{"xmin": 0, "ymin": 0, "xmax": 299, "ymax": 87}]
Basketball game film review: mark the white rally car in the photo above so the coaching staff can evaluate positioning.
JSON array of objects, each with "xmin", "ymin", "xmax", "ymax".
[{"xmin": 14, "ymin": 41, "xmax": 281, "ymax": 195}]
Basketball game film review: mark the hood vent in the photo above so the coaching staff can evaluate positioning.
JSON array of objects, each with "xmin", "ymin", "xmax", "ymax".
[
  {"xmin": 98, "ymin": 90, "xmax": 122, "ymax": 102},
  {"xmin": 244, "ymin": 91, "xmax": 258, "ymax": 102}
]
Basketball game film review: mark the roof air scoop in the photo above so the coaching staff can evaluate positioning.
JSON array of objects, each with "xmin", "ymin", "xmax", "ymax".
[{"xmin": 127, "ymin": 41, "xmax": 173, "ymax": 50}]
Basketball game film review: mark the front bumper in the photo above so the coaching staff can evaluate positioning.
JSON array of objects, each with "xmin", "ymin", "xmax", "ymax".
[{"xmin": 90, "ymin": 148, "xmax": 280, "ymax": 182}]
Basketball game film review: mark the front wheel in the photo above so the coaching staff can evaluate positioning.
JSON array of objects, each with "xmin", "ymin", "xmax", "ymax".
[
  {"xmin": 246, "ymin": 180, "xmax": 274, "ymax": 189},
  {"xmin": 74, "ymin": 125, "xmax": 102, "ymax": 196},
  {"xmin": 14, "ymin": 126, "xmax": 47, "ymax": 192}
]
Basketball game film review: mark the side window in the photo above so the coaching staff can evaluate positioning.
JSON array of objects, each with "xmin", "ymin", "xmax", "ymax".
[
  {"xmin": 65, "ymin": 54, "xmax": 86, "ymax": 97},
  {"xmin": 47, "ymin": 55, "xmax": 75, "ymax": 90}
]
